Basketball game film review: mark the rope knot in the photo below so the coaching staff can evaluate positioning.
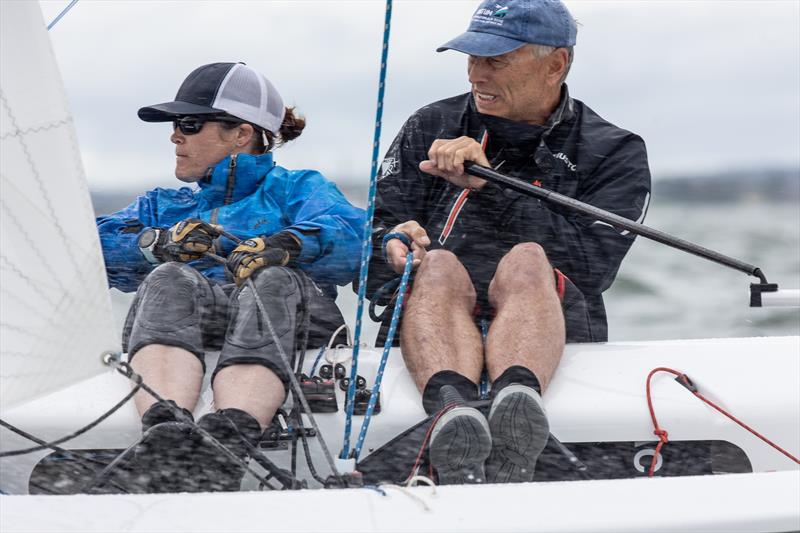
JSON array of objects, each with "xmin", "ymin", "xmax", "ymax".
[{"xmin": 654, "ymin": 429, "xmax": 669, "ymax": 443}]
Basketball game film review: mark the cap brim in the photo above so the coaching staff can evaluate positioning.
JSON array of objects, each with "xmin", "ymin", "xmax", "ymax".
[
  {"xmin": 137, "ymin": 101, "xmax": 226, "ymax": 122},
  {"xmin": 436, "ymin": 31, "xmax": 527, "ymax": 57}
]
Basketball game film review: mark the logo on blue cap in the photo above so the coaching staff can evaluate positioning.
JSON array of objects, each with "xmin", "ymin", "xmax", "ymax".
[
  {"xmin": 437, "ymin": 0, "xmax": 577, "ymax": 57},
  {"xmin": 475, "ymin": 4, "xmax": 511, "ymax": 25}
]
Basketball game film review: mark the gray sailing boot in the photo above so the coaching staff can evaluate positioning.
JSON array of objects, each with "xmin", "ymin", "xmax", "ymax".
[
  {"xmin": 428, "ymin": 385, "xmax": 492, "ymax": 485},
  {"xmin": 485, "ymin": 384, "xmax": 550, "ymax": 483}
]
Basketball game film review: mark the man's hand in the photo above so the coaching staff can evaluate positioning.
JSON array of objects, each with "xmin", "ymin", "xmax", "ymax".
[
  {"xmin": 160, "ymin": 218, "xmax": 222, "ymax": 262},
  {"xmin": 419, "ymin": 136, "xmax": 490, "ymax": 190},
  {"xmin": 226, "ymin": 233, "xmax": 300, "ymax": 285},
  {"xmin": 384, "ymin": 220, "xmax": 430, "ymax": 274}
]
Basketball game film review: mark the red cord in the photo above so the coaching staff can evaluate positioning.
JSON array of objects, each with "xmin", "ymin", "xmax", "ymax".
[
  {"xmin": 645, "ymin": 367, "xmax": 800, "ymax": 478},
  {"xmin": 405, "ymin": 403, "xmax": 457, "ymax": 483}
]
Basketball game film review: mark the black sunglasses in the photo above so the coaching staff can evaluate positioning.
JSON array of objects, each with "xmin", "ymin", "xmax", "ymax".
[{"xmin": 172, "ymin": 115, "xmax": 242, "ymax": 135}]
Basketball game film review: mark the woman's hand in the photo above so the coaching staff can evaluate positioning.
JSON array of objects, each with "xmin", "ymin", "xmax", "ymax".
[{"xmin": 159, "ymin": 218, "xmax": 222, "ymax": 262}]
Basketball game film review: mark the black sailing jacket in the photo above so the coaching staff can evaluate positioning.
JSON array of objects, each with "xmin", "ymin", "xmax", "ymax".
[{"xmin": 368, "ymin": 86, "xmax": 651, "ymax": 341}]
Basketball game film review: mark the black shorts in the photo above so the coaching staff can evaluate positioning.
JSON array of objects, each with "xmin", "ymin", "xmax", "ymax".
[
  {"xmin": 122, "ymin": 263, "xmax": 346, "ymax": 392},
  {"xmin": 373, "ymin": 268, "xmax": 592, "ymax": 346}
]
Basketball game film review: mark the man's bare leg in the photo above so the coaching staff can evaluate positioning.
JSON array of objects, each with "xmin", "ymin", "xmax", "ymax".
[
  {"xmin": 131, "ymin": 344, "xmax": 204, "ymax": 416},
  {"xmin": 213, "ymin": 365, "xmax": 285, "ymax": 430},
  {"xmin": 401, "ymin": 250, "xmax": 484, "ymax": 391},
  {"xmin": 403, "ymin": 252, "xmax": 493, "ymax": 484},
  {"xmin": 486, "ymin": 243, "xmax": 565, "ymax": 391}
]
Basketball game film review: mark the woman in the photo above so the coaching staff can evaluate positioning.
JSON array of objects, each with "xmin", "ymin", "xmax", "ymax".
[{"xmin": 96, "ymin": 62, "xmax": 364, "ymax": 492}]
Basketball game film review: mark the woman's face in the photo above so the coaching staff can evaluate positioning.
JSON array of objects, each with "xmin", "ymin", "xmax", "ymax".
[{"xmin": 171, "ymin": 118, "xmax": 243, "ymax": 182}]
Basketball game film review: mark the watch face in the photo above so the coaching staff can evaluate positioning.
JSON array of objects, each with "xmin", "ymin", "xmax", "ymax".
[{"xmin": 138, "ymin": 228, "xmax": 157, "ymax": 248}]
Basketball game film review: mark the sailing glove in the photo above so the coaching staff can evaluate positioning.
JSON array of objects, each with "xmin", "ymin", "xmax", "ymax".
[
  {"xmin": 149, "ymin": 219, "xmax": 222, "ymax": 263},
  {"xmin": 226, "ymin": 231, "xmax": 301, "ymax": 285}
]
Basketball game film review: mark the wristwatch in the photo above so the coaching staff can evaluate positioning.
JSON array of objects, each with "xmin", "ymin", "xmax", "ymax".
[{"xmin": 137, "ymin": 228, "xmax": 162, "ymax": 265}]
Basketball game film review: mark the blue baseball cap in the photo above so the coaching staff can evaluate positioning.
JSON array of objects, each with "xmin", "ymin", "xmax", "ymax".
[{"xmin": 437, "ymin": 0, "xmax": 577, "ymax": 57}]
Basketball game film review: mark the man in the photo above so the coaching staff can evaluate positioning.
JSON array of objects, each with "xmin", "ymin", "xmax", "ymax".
[
  {"xmin": 97, "ymin": 62, "xmax": 364, "ymax": 492},
  {"xmin": 368, "ymin": 0, "xmax": 651, "ymax": 484}
]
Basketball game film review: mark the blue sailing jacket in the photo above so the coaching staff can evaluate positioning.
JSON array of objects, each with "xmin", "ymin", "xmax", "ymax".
[{"xmin": 97, "ymin": 152, "xmax": 365, "ymax": 296}]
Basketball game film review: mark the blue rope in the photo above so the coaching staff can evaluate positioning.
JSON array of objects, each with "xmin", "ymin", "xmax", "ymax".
[
  {"xmin": 341, "ymin": 0, "xmax": 393, "ymax": 460},
  {"xmin": 479, "ymin": 319, "xmax": 490, "ymax": 399},
  {"xmin": 47, "ymin": 0, "xmax": 79, "ymax": 31},
  {"xmin": 309, "ymin": 346, "xmax": 326, "ymax": 377},
  {"xmin": 353, "ymin": 252, "xmax": 413, "ymax": 460}
]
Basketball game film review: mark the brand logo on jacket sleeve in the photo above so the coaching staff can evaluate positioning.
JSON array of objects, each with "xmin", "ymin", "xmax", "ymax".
[{"xmin": 380, "ymin": 157, "xmax": 398, "ymax": 181}]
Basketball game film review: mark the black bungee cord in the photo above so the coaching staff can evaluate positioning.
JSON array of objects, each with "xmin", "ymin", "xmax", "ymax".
[{"xmin": 0, "ymin": 377, "xmax": 143, "ymax": 458}]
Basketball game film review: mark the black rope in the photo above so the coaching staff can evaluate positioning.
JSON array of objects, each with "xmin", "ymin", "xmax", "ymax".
[
  {"xmin": 0, "ymin": 378, "xmax": 143, "ymax": 458},
  {"xmin": 74, "ymin": 434, "xmax": 145, "ymax": 494},
  {"xmin": 300, "ymin": 424, "xmax": 328, "ymax": 485},
  {"xmin": 0, "ymin": 418, "xmax": 132, "ymax": 494},
  {"xmin": 245, "ymin": 276, "xmax": 343, "ymax": 483}
]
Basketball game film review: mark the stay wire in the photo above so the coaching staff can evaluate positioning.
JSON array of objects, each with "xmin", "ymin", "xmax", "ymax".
[
  {"xmin": 0, "ymin": 379, "xmax": 142, "ymax": 458},
  {"xmin": 341, "ymin": 0, "xmax": 393, "ymax": 461},
  {"xmin": 46, "ymin": 0, "xmax": 79, "ymax": 31}
]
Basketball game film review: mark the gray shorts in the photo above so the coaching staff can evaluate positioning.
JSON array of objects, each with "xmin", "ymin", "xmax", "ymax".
[{"xmin": 123, "ymin": 263, "xmax": 346, "ymax": 394}]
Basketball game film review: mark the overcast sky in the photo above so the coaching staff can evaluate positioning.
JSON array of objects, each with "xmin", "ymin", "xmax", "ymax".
[{"xmin": 38, "ymin": 0, "xmax": 800, "ymax": 192}]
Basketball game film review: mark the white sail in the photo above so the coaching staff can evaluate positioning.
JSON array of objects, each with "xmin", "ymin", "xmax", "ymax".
[{"xmin": 0, "ymin": 1, "xmax": 120, "ymax": 409}]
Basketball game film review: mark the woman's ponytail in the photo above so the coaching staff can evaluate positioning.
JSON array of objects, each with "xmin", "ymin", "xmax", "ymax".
[{"xmin": 259, "ymin": 106, "xmax": 305, "ymax": 153}]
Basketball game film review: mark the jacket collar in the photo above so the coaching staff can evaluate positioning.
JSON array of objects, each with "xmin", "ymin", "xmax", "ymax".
[{"xmin": 197, "ymin": 152, "xmax": 275, "ymax": 205}]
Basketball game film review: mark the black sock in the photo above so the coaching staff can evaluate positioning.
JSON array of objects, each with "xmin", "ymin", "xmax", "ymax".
[
  {"xmin": 141, "ymin": 400, "xmax": 194, "ymax": 432},
  {"xmin": 422, "ymin": 370, "xmax": 478, "ymax": 415},
  {"xmin": 491, "ymin": 365, "xmax": 541, "ymax": 397}
]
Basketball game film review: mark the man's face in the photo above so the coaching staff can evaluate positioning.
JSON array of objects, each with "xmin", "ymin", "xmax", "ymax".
[
  {"xmin": 468, "ymin": 45, "xmax": 561, "ymax": 124},
  {"xmin": 171, "ymin": 119, "xmax": 240, "ymax": 182}
]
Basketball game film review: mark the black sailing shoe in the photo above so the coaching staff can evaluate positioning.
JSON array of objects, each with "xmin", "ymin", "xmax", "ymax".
[
  {"xmin": 130, "ymin": 421, "xmax": 199, "ymax": 493},
  {"xmin": 191, "ymin": 409, "xmax": 262, "ymax": 492},
  {"xmin": 485, "ymin": 384, "xmax": 550, "ymax": 484},
  {"xmin": 126, "ymin": 400, "xmax": 198, "ymax": 493},
  {"xmin": 428, "ymin": 385, "xmax": 492, "ymax": 485}
]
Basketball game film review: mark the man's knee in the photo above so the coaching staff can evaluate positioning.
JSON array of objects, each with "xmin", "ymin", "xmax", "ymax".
[
  {"xmin": 414, "ymin": 249, "xmax": 475, "ymax": 302},
  {"xmin": 490, "ymin": 243, "xmax": 554, "ymax": 301}
]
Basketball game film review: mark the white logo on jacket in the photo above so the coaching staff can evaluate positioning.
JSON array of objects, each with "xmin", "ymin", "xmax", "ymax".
[
  {"xmin": 380, "ymin": 158, "xmax": 398, "ymax": 181},
  {"xmin": 553, "ymin": 152, "xmax": 577, "ymax": 172}
]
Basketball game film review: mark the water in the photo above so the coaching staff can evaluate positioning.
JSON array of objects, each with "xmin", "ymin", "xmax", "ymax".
[{"xmin": 604, "ymin": 201, "xmax": 799, "ymax": 341}]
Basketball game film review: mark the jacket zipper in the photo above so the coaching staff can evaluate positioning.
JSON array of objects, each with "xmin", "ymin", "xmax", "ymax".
[
  {"xmin": 210, "ymin": 154, "xmax": 237, "ymax": 255},
  {"xmin": 223, "ymin": 154, "xmax": 237, "ymax": 206}
]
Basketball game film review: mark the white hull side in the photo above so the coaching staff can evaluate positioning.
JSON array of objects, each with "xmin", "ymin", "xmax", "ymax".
[{"xmin": 1, "ymin": 471, "xmax": 798, "ymax": 533}]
